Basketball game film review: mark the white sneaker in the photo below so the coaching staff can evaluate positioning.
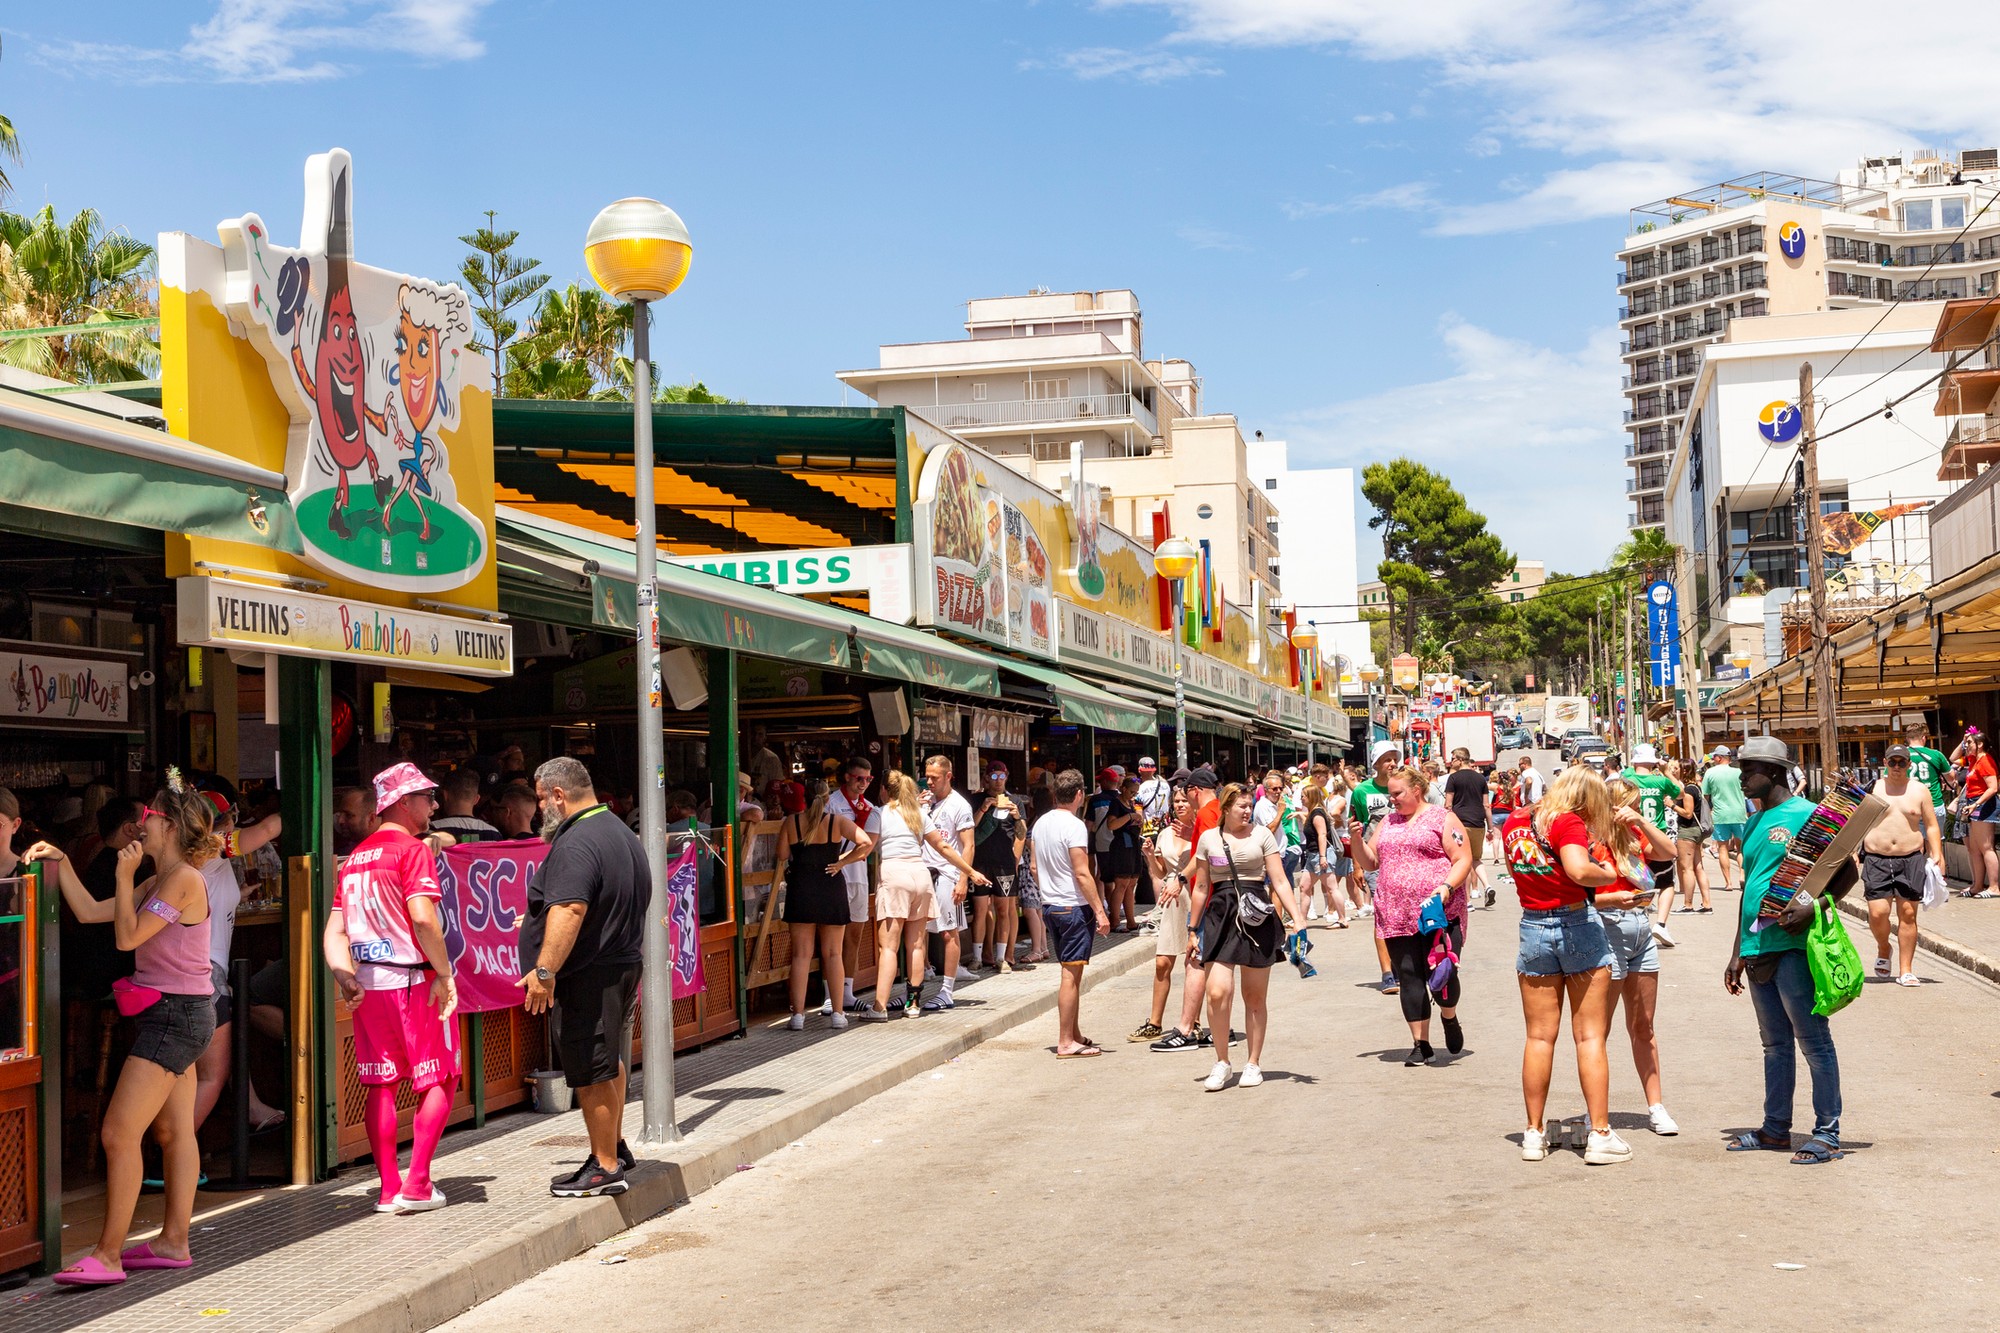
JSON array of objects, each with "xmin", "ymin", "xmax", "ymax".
[
  {"xmin": 1648, "ymin": 1104, "xmax": 1679, "ymax": 1136},
  {"xmin": 954, "ymin": 967, "xmax": 978, "ymax": 983},
  {"xmin": 1239, "ymin": 1063, "xmax": 1264, "ymax": 1088},
  {"xmin": 828, "ymin": 1011, "xmax": 850, "ymax": 1030},
  {"xmin": 786, "ymin": 1013, "xmax": 805, "ymax": 1031},
  {"xmin": 1307, "ymin": 908, "xmax": 1324, "ymax": 922},
  {"xmin": 1521, "ymin": 1126, "xmax": 1549, "ymax": 1161},
  {"xmin": 1584, "ymin": 1128, "xmax": 1633, "ymax": 1165},
  {"xmin": 1203, "ymin": 1061, "xmax": 1233, "ymax": 1092},
  {"xmin": 394, "ymin": 1185, "xmax": 447, "ymax": 1213},
  {"xmin": 1651, "ymin": 922, "xmax": 1677, "ymax": 948},
  {"xmin": 821, "ymin": 996, "xmax": 836, "ymax": 1015}
]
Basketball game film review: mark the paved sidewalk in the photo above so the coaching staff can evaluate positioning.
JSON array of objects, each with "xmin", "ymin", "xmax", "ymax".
[
  {"xmin": 1836, "ymin": 866, "xmax": 2000, "ymax": 984},
  {"xmin": 8, "ymin": 934, "xmax": 1156, "ymax": 1332}
]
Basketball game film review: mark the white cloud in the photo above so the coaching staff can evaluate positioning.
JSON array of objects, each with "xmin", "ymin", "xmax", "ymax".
[
  {"xmin": 1102, "ymin": 0, "xmax": 2000, "ymax": 233},
  {"xmin": 1281, "ymin": 316, "xmax": 1628, "ymax": 570},
  {"xmin": 1352, "ymin": 111, "xmax": 1395, "ymax": 124},
  {"xmin": 35, "ymin": 0, "xmax": 491, "ymax": 83},
  {"xmin": 1282, "ymin": 179, "xmax": 1434, "ymax": 220},
  {"xmin": 1176, "ymin": 223, "xmax": 1250, "ymax": 250},
  {"xmin": 1038, "ymin": 46, "xmax": 1221, "ymax": 82},
  {"xmin": 1285, "ymin": 266, "xmax": 1311, "ymax": 280}
]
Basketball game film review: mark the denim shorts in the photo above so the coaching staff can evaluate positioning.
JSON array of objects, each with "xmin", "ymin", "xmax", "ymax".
[
  {"xmin": 1332, "ymin": 855, "xmax": 1354, "ymax": 878},
  {"xmin": 1600, "ymin": 907, "xmax": 1659, "ymax": 979},
  {"xmin": 127, "ymin": 992, "xmax": 217, "ymax": 1076},
  {"xmin": 1516, "ymin": 906, "xmax": 1614, "ymax": 977},
  {"xmin": 1301, "ymin": 849, "xmax": 1324, "ymax": 875},
  {"xmin": 1042, "ymin": 904, "xmax": 1097, "ymax": 965}
]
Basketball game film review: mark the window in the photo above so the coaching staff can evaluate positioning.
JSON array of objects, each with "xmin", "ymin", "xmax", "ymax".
[
  {"xmin": 971, "ymin": 382, "xmax": 986, "ymax": 401},
  {"xmin": 1903, "ymin": 199, "xmax": 1934, "ymax": 231},
  {"xmin": 1730, "ymin": 506, "xmax": 1792, "ymax": 545},
  {"xmin": 1944, "ymin": 198, "xmax": 1967, "ymax": 229},
  {"xmin": 1512, "ymin": 571, "xmax": 1521, "ymax": 582},
  {"xmin": 1510, "ymin": 592, "xmax": 1523, "ymax": 603},
  {"xmin": 1028, "ymin": 378, "xmax": 1070, "ymax": 401},
  {"xmin": 1265, "ymin": 478, "xmax": 1278, "ymax": 490}
]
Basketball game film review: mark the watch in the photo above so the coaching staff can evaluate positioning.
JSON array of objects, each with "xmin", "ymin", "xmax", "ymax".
[{"xmin": 534, "ymin": 966, "xmax": 553, "ymax": 984}]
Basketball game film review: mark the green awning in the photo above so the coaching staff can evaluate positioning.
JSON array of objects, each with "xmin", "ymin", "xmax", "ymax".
[
  {"xmin": 1002, "ymin": 661, "xmax": 1158, "ymax": 736},
  {"xmin": 1158, "ymin": 707, "xmax": 1248, "ymax": 741},
  {"xmin": 495, "ymin": 508, "xmax": 997, "ymax": 696},
  {"xmin": 0, "ymin": 388, "xmax": 301, "ymax": 552}
]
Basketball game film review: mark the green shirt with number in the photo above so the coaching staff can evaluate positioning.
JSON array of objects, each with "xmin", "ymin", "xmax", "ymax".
[
  {"xmin": 1905, "ymin": 745, "xmax": 1950, "ymax": 809},
  {"xmin": 1628, "ymin": 771, "xmax": 1682, "ymax": 837}
]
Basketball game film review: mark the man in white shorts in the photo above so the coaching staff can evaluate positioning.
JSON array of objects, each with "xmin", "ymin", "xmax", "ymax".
[
  {"xmin": 827, "ymin": 757, "xmax": 882, "ymax": 1013},
  {"xmin": 922, "ymin": 754, "xmax": 977, "ymax": 1010}
]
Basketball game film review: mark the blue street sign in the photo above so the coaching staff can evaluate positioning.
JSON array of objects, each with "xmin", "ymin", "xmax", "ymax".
[{"xmin": 1645, "ymin": 580, "xmax": 1681, "ymax": 688}]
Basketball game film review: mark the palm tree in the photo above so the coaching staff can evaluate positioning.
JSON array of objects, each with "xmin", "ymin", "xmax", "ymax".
[
  {"xmin": 1614, "ymin": 527, "xmax": 1679, "ymax": 579},
  {"xmin": 501, "ymin": 352, "xmax": 595, "ymax": 401},
  {"xmin": 597, "ymin": 355, "xmax": 741, "ymax": 404},
  {"xmin": 0, "ymin": 37, "xmax": 23, "ymax": 202},
  {"xmin": 0, "ymin": 205, "xmax": 157, "ymax": 383},
  {"xmin": 512, "ymin": 282, "xmax": 631, "ymax": 387}
]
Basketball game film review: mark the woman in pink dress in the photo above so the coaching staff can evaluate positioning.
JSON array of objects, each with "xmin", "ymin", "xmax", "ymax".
[{"xmin": 1349, "ymin": 766, "xmax": 1474, "ymax": 1066}]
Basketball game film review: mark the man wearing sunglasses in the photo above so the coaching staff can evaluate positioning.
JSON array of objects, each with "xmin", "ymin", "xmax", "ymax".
[{"xmin": 1860, "ymin": 744, "xmax": 1945, "ymax": 987}]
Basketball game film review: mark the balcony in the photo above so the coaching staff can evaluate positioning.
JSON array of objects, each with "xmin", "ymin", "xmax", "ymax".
[
  {"xmin": 1625, "ymin": 439, "xmax": 1668, "ymax": 459},
  {"xmin": 1628, "ymin": 510, "xmax": 1665, "ymax": 529},
  {"xmin": 1941, "ymin": 416, "xmax": 2000, "ymax": 481},
  {"xmin": 1627, "ymin": 471, "xmax": 1667, "ymax": 494},
  {"xmin": 1618, "ymin": 263, "xmax": 1657, "ymax": 285},
  {"xmin": 1625, "ymin": 401, "xmax": 1667, "ymax": 423},
  {"xmin": 913, "ymin": 391, "xmax": 1159, "ymax": 436}
]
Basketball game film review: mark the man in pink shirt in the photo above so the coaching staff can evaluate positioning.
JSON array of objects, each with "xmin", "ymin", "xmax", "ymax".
[{"xmin": 323, "ymin": 763, "xmax": 460, "ymax": 1214}]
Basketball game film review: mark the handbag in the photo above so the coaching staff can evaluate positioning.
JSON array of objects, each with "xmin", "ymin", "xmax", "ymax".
[
  {"xmin": 1805, "ymin": 896, "xmax": 1865, "ymax": 1017},
  {"xmin": 111, "ymin": 976, "xmax": 164, "ymax": 1017},
  {"xmin": 1220, "ymin": 834, "xmax": 1275, "ymax": 933},
  {"xmin": 1426, "ymin": 926, "xmax": 1458, "ymax": 997}
]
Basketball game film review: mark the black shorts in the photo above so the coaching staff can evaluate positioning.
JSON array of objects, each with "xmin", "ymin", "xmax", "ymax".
[
  {"xmin": 969, "ymin": 871, "xmax": 1017, "ymax": 898},
  {"xmin": 1862, "ymin": 850, "xmax": 1926, "ymax": 902},
  {"xmin": 553, "ymin": 960, "xmax": 641, "ymax": 1090}
]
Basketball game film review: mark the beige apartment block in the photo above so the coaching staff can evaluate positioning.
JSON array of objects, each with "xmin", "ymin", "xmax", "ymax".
[
  {"xmin": 839, "ymin": 288, "xmax": 1281, "ymax": 606},
  {"xmin": 1617, "ymin": 151, "xmax": 2000, "ymax": 530}
]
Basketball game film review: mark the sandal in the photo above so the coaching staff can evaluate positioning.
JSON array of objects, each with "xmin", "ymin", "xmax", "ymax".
[
  {"xmin": 120, "ymin": 1242, "xmax": 193, "ymax": 1270},
  {"xmin": 1790, "ymin": 1137, "xmax": 1842, "ymax": 1165},
  {"xmin": 1727, "ymin": 1130, "xmax": 1791, "ymax": 1152},
  {"xmin": 1056, "ymin": 1043, "xmax": 1103, "ymax": 1059},
  {"xmin": 51, "ymin": 1254, "xmax": 126, "ymax": 1286}
]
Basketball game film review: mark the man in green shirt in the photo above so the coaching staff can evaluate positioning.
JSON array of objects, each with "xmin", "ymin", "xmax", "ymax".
[
  {"xmin": 1723, "ymin": 737, "xmax": 1856, "ymax": 1165},
  {"xmin": 1702, "ymin": 747, "xmax": 1748, "ymax": 889},
  {"xmin": 1902, "ymin": 719, "xmax": 1952, "ymax": 811},
  {"xmin": 1351, "ymin": 741, "xmax": 1400, "ymax": 993}
]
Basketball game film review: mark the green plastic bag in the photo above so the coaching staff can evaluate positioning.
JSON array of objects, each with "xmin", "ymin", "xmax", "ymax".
[{"xmin": 1807, "ymin": 897, "xmax": 1864, "ymax": 1017}]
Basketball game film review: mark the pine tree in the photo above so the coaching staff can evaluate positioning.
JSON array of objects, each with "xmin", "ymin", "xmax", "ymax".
[{"xmin": 458, "ymin": 211, "xmax": 548, "ymax": 396}]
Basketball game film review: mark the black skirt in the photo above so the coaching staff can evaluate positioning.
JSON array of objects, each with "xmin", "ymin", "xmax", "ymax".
[
  {"xmin": 782, "ymin": 842, "xmax": 850, "ymax": 925},
  {"xmin": 1200, "ymin": 880, "xmax": 1284, "ymax": 969}
]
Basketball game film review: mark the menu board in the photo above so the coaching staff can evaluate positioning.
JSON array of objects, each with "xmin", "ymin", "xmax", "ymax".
[{"xmin": 913, "ymin": 437, "xmax": 1057, "ymax": 660}]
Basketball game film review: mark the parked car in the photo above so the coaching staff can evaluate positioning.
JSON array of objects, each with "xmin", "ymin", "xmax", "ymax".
[
  {"xmin": 1497, "ymin": 726, "xmax": 1535, "ymax": 752},
  {"xmin": 1568, "ymin": 737, "xmax": 1612, "ymax": 764},
  {"xmin": 1559, "ymin": 729, "xmax": 1600, "ymax": 760}
]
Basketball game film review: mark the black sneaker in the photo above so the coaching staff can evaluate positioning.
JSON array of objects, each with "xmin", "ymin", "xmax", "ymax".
[
  {"xmin": 1442, "ymin": 1016, "xmax": 1464, "ymax": 1055},
  {"xmin": 1404, "ymin": 1040, "xmax": 1435, "ymax": 1067},
  {"xmin": 1149, "ymin": 1028, "xmax": 1197, "ymax": 1052},
  {"xmin": 552, "ymin": 1162, "xmax": 629, "ymax": 1197},
  {"xmin": 618, "ymin": 1139, "xmax": 636, "ymax": 1173}
]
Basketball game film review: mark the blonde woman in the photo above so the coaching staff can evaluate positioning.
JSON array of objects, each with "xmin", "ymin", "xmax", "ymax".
[
  {"xmin": 29, "ymin": 777, "xmax": 220, "ymax": 1285},
  {"xmin": 775, "ymin": 785, "xmax": 875, "ymax": 1030},
  {"xmin": 1498, "ymin": 767, "xmax": 1634, "ymax": 1166},
  {"xmin": 864, "ymin": 770, "xmax": 988, "ymax": 1018},
  {"xmin": 1188, "ymin": 783, "xmax": 1309, "ymax": 1091},
  {"xmin": 1603, "ymin": 777, "xmax": 1682, "ymax": 1135}
]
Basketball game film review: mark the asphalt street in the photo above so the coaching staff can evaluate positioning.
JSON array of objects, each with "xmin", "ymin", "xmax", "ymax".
[{"xmin": 442, "ymin": 870, "xmax": 2000, "ymax": 1330}]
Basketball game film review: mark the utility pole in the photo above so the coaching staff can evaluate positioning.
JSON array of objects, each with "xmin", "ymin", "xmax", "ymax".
[
  {"xmin": 1800, "ymin": 362, "xmax": 1839, "ymax": 793},
  {"xmin": 1622, "ymin": 587, "xmax": 1637, "ymax": 754},
  {"xmin": 1589, "ymin": 610, "xmax": 1602, "ymax": 734}
]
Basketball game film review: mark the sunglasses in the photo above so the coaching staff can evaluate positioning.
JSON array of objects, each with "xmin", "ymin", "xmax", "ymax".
[
  {"xmin": 142, "ymin": 805, "xmax": 167, "ymax": 822},
  {"xmin": 1888, "ymin": 759, "xmax": 1910, "ymax": 767}
]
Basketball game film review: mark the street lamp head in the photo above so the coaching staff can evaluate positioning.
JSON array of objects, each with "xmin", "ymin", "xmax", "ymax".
[
  {"xmin": 585, "ymin": 197, "xmax": 693, "ymax": 303},
  {"xmin": 1291, "ymin": 622, "xmax": 1319, "ymax": 652},
  {"xmin": 1359, "ymin": 664, "xmax": 1382, "ymax": 685},
  {"xmin": 1153, "ymin": 535, "xmax": 1199, "ymax": 581}
]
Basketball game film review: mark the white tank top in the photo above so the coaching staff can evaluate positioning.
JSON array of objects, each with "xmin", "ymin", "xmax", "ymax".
[{"xmin": 875, "ymin": 806, "xmax": 925, "ymax": 863}]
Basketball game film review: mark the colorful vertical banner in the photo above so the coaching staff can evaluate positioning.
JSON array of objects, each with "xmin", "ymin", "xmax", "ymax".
[
  {"xmin": 436, "ymin": 838, "xmax": 546, "ymax": 1014},
  {"xmin": 666, "ymin": 838, "xmax": 706, "ymax": 999},
  {"xmin": 1644, "ymin": 579, "xmax": 1681, "ymax": 688}
]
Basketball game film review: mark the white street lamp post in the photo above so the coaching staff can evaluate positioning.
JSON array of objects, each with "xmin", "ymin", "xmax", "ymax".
[{"xmin": 1154, "ymin": 537, "xmax": 1199, "ymax": 774}]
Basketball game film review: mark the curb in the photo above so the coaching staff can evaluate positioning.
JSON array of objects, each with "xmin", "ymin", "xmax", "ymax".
[
  {"xmin": 290, "ymin": 934, "xmax": 1159, "ymax": 1333},
  {"xmin": 1833, "ymin": 896, "xmax": 2000, "ymax": 986}
]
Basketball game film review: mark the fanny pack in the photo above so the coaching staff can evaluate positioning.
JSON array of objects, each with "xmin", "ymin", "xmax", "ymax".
[{"xmin": 112, "ymin": 977, "xmax": 164, "ymax": 1017}]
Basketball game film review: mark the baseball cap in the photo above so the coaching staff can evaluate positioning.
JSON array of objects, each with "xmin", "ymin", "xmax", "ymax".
[
  {"xmin": 372, "ymin": 761, "xmax": 438, "ymax": 814},
  {"xmin": 1369, "ymin": 740, "xmax": 1403, "ymax": 766},
  {"xmin": 198, "ymin": 790, "xmax": 233, "ymax": 819},
  {"xmin": 1186, "ymin": 767, "xmax": 1220, "ymax": 790},
  {"xmin": 986, "ymin": 759, "xmax": 1010, "ymax": 779},
  {"xmin": 1712, "ymin": 745, "xmax": 1732, "ymax": 757},
  {"xmin": 1098, "ymin": 766, "xmax": 1122, "ymax": 784},
  {"xmin": 1886, "ymin": 744, "xmax": 1911, "ymax": 762},
  {"xmin": 1137, "ymin": 756, "xmax": 1158, "ymax": 771}
]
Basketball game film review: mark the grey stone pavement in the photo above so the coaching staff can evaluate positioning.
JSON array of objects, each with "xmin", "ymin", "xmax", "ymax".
[
  {"xmin": 7, "ymin": 934, "xmax": 1158, "ymax": 1332},
  {"xmin": 446, "ymin": 859, "xmax": 2000, "ymax": 1331}
]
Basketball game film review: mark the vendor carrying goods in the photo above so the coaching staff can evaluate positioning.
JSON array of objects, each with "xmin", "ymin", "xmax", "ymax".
[{"xmin": 1752, "ymin": 786, "xmax": 1887, "ymax": 933}]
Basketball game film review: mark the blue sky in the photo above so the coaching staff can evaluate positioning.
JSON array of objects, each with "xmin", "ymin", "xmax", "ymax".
[{"xmin": 9, "ymin": 1, "xmax": 1999, "ymax": 575}]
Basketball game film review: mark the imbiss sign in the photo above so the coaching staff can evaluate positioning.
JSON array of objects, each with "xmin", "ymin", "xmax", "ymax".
[{"xmin": 178, "ymin": 575, "xmax": 513, "ymax": 676}]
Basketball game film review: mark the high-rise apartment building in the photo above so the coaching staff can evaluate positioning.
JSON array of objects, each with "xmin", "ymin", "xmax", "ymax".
[
  {"xmin": 1247, "ymin": 440, "xmax": 1372, "ymax": 680},
  {"xmin": 839, "ymin": 289, "xmax": 1287, "ymax": 606},
  {"xmin": 1618, "ymin": 150, "xmax": 2000, "ymax": 529}
]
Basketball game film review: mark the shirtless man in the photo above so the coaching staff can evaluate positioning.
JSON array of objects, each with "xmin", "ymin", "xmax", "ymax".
[{"xmin": 1859, "ymin": 744, "xmax": 1945, "ymax": 987}]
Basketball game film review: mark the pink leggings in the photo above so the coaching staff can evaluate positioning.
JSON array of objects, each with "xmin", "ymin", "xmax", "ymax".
[{"xmin": 364, "ymin": 1078, "xmax": 458, "ymax": 1201}]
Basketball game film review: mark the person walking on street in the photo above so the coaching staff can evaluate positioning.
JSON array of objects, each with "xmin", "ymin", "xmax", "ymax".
[
  {"xmin": 1300, "ymin": 784, "xmax": 1349, "ymax": 928},
  {"xmin": 323, "ymin": 763, "xmax": 460, "ymax": 1213},
  {"xmin": 1901, "ymin": 720, "xmax": 1952, "ymax": 813},
  {"xmin": 518, "ymin": 759, "xmax": 651, "ymax": 1196},
  {"xmin": 1348, "ymin": 767, "xmax": 1474, "ymax": 1067},
  {"xmin": 969, "ymin": 763, "xmax": 1027, "ymax": 972},
  {"xmin": 1501, "ymin": 767, "xmax": 1629, "ymax": 1166},
  {"xmin": 1350, "ymin": 742, "xmax": 1403, "ymax": 993},
  {"xmin": 775, "ymin": 780, "xmax": 876, "ymax": 1029},
  {"xmin": 1602, "ymin": 778, "xmax": 1682, "ymax": 1136},
  {"xmin": 1703, "ymin": 747, "xmax": 1748, "ymax": 891},
  {"xmin": 1620, "ymin": 745, "xmax": 1682, "ymax": 949},
  {"xmin": 1255, "ymin": 769, "xmax": 1305, "ymax": 917},
  {"xmin": 1960, "ymin": 731, "xmax": 1999, "ymax": 899},
  {"xmin": 1514, "ymin": 755, "xmax": 1547, "ymax": 808},
  {"xmin": 920, "ymin": 756, "xmax": 985, "ymax": 1006},
  {"xmin": 1033, "ymin": 769, "xmax": 1112, "ymax": 1058},
  {"xmin": 1669, "ymin": 758, "xmax": 1713, "ymax": 913},
  {"xmin": 1135, "ymin": 783, "xmax": 1207, "ymax": 1047},
  {"xmin": 1188, "ymin": 783, "xmax": 1309, "ymax": 1091},
  {"xmin": 30, "ymin": 777, "xmax": 219, "ymax": 1286},
  {"xmin": 1862, "ymin": 745, "xmax": 1944, "ymax": 984},
  {"xmin": 1723, "ymin": 737, "xmax": 1856, "ymax": 1165},
  {"xmin": 1443, "ymin": 748, "xmax": 1494, "ymax": 909}
]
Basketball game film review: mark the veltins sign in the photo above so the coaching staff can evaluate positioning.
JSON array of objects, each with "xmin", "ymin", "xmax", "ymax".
[
  {"xmin": 219, "ymin": 149, "xmax": 490, "ymax": 592},
  {"xmin": 1, "ymin": 643, "xmax": 132, "ymax": 731},
  {"xmin": 177, "ymin": 575, "xmax": 513, "ymax": 676},
  {"xmin": 665, "ymin": 544, "xmax": 914, "ymax": 623}
]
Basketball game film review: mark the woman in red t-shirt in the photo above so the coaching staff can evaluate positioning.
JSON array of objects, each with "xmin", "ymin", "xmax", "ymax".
[
  {"xmin": 1963, "ymin": 731, "xmax": 1998, "ymax": 899},
  {"xmin": 1500, "ymin": 767, "xmax": 1633, "ymax": 1165}
]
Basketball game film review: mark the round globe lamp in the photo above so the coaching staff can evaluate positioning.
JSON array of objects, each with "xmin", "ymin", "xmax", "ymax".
[
  {"xmin": 585, "ymin": 198, "xmax": 693, "ymax": 302},
  {"xmin": 1154, "ymin": 536, "xmax": 1198, "ymax": 580}
]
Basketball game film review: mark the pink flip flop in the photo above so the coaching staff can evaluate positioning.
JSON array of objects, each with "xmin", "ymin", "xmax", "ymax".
[
  {"xmin": 51, "ymin": 1254, "xmax": 126, "ymax": 1286},
  {"xmin": 120, "ymin": 1242, "xmax": 193, "ymax": 1269}
]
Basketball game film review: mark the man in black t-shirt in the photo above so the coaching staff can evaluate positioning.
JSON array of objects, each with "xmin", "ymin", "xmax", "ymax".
[
  {"xmin": 1442, "ymin": 748, "xmax": 1495, "ymax": 908},
  {"xmin": 518, "ymin": 757, "xmax": 649, "ymax": 1199}
]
